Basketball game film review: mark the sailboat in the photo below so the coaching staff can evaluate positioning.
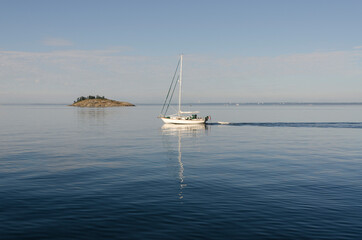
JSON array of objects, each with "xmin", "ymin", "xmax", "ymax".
[{"xmin": 159, "ymin": 55, "xmax": 210, "ymax": 124}]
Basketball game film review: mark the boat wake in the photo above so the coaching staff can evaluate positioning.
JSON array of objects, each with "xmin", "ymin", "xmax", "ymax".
[{"xmin": 207, "ymin": 122, "xmax": 362, "ymax": 129}]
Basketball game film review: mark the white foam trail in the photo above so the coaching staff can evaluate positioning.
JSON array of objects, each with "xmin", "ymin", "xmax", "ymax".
[{"xmin": 217, "ymin": 122, "xmax": 230, "ymax": 125}]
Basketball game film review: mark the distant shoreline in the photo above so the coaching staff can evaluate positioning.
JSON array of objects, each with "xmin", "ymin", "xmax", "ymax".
[
  {"xmin": 138, "ymin": 102, "xmax": 362, "ymax": 106},
  {"xmin": 189, "ymin": 102, "xmax": 362, "ymax": 106}
]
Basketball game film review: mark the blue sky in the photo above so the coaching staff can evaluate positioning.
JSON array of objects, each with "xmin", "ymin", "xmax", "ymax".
[{"xmin": 1, "ymin": 0, "xmax": 362, "ymax": 103}]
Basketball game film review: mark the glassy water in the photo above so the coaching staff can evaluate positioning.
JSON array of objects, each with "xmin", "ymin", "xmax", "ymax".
[{"xmin": 1, "ymin": 104, "xmax": 362, "ymax": 239}]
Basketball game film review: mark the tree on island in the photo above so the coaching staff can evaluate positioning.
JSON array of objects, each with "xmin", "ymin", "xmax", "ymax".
[{"xmin": 74, "ymin": 95, "xmax": 106, "ymax": 103}]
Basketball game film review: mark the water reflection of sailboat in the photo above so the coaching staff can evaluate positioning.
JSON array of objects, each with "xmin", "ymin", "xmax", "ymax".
[{"xmin": 161, "ymin": 124, "xmax": 208, "ymax": 199}]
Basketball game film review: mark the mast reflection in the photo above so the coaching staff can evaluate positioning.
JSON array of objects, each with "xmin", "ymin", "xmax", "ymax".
[{"xmin": 161, "ymin": 124, "xmax": 208, "ymax": 200}]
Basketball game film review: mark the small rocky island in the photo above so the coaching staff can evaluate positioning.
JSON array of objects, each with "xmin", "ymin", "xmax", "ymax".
[{"xmin": 70, "ymin": 95, "xmax": 135, "ymax": 107}]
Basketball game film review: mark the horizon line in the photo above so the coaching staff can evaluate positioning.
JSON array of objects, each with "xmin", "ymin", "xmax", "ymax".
[{"xmin": 2, "ymin": 101, "xmax": 362, "ymax": 106}]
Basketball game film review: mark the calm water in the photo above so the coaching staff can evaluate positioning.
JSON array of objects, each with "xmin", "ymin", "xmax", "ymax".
[{"xmin": 1, "ymin": 104, "xmax": 362, "ymax": 239}]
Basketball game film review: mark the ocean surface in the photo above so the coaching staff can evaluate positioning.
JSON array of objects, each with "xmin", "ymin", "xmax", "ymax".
[{"xmin": 1, "ymin": 104, "xmax": 362, "ymax": 239}]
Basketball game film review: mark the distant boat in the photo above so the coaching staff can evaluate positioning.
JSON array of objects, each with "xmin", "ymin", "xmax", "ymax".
[{"xmin": 159, "ymin": 55, "xmax": 209, "ymax": 124}]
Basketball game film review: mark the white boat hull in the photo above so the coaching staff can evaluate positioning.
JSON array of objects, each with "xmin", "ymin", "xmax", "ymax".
[{"xmin": 161, "ymin": 117, "xmax": 206, "ymax": 124}]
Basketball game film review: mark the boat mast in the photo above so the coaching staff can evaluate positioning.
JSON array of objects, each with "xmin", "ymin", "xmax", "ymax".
[{"xmin": 178, "ymin": 54, "xmax": 183, "ymax": 116}]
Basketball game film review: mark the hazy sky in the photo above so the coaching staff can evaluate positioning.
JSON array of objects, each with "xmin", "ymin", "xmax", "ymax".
[{"xmin": 1, "ymin": 0, "xmax": 362, "ymax": 103}]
